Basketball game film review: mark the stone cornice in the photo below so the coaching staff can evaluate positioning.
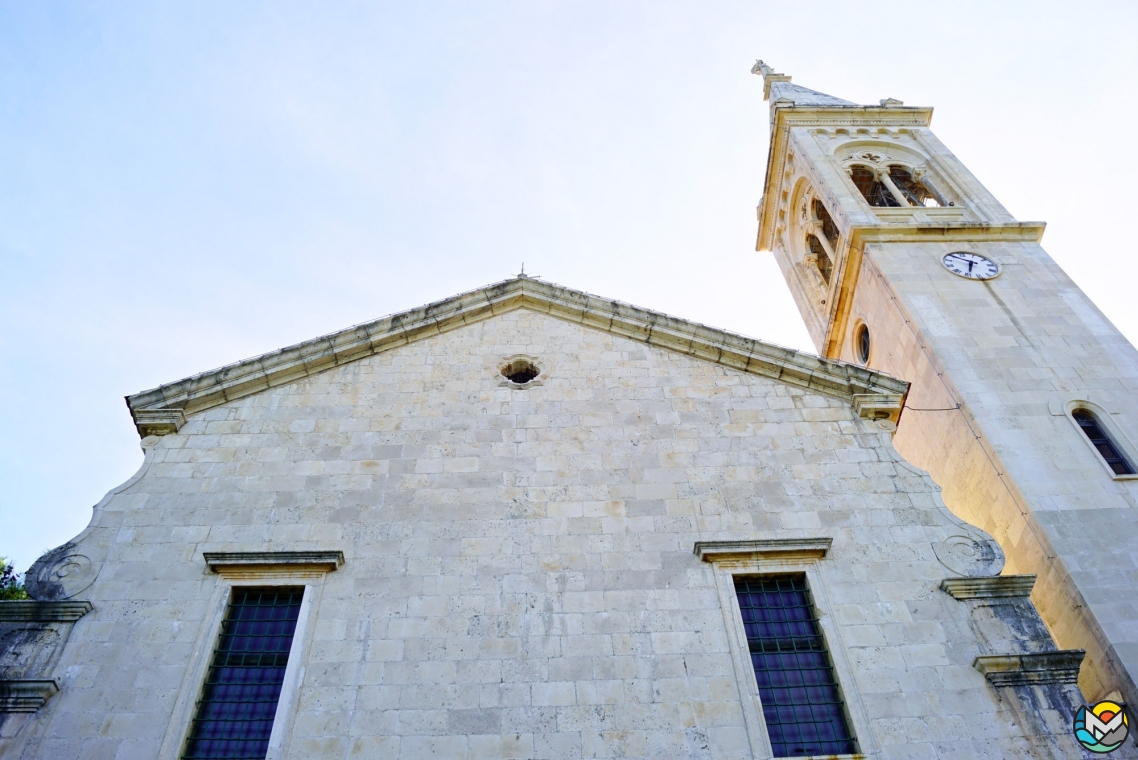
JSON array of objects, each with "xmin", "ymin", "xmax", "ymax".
[
  {"xmin": 133, "ymin": 409, "xmax": 186, "ymax": 436},
  {"xmin": 973, "ymin": 650, "xmax": 1085, "ymax": 687},
  {"xmin": 773, "ymin": 105, "xmax": 934, "ymax": 130},
  {"xmin": 693, "ymin": 538, "xmax": 832, "ymax": 563},
  {"xmin": 126, "ymin": 278, "xmax": 910, "ymax": 437},
  {"xmin": 204, "ymin": 551, "xmax": 344, "ymax": 573},
  {"xmin": 0, "ymin": 679, "xmax": 59, "ymax": 713},
  {"xmin": 0, "ymin": 600, "xmax": 93, "ymax": 622},
  {"xmin": 849, "ymin": 221, "xmax": 1046, "ymax": 246},
  {"xmin": 852, "ymin": 393, "xmax": 904, "ymax": 422},
  {"xmin": 941, "ymin": 575, "xmax": 1036, "ymax": 600}
]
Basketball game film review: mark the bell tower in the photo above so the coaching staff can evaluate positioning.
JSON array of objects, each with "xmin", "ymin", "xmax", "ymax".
[{"xmin": 753, "ymin": 60, "xmax": 1138, "ymax": 706}]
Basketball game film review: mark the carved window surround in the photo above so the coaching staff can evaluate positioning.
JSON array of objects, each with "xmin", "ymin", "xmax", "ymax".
[
  {"xmin": 973, "ymin": 651, "xmax": 1085, "ymax": 687},
  {"xmin": 203, "ymin": 551, "xmax": 344, "ymax": 580},
  {"xmin": 693, "ymin": 537, "xmax": 831, "ymax": 565},
  {"xmin": 158, "ymin": 551, "xmax": 343, "ymax": 759},
  {"xmin": 695, "ymin": 538, "xmax": 879, "ymax": 759}
]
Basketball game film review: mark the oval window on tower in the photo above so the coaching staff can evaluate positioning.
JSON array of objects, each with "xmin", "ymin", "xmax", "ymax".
[{"xmin": 855, "ymin": 324, "xmax": 871, "ymax": 365}]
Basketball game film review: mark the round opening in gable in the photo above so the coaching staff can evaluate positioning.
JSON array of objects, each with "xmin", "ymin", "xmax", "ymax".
[{"xmin": 502, "ymin": 359, "xmax": 540, "ymax": 385}]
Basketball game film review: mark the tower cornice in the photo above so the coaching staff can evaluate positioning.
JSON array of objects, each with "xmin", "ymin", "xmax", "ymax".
[{"xmin": 848, "ymin": 221, "xmax": 1046, "ymax": 246}]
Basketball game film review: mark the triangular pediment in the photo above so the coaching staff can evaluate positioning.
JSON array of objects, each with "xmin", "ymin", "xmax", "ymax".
[{"xmin": 126, "ymin": 277, "xmax": 909, "ymax": 437}]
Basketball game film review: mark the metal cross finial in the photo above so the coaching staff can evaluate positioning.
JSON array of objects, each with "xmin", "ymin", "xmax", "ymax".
[{"xmin": 519, "ymin": 262, "xmax": 526, "ymax": 277}]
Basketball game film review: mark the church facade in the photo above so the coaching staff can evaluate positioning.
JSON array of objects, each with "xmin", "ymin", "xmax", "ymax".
[{"xmin": 2, "ymin": 66, "xmax": 1135, "ymax": 759}]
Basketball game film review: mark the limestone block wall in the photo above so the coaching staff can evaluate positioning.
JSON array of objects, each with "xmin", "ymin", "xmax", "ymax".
[
  {"xmin": 836, "ymin": 237, "xmax": 1138, "ymax": 708},
  {"xmin": 0, "ymin": 310, "xmax": 1100, "ymax": 759}
]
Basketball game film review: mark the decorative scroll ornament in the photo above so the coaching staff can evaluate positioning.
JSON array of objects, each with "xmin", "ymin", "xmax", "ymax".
[
  {"xmin": 933, "ymin": 535, "xmax": 1003, "ymax": 578},
  {"xmin": 842, "ymin": 151, "xmax": 884, "ymax": 165},
  {"xmin": 25, "ymin": 546, "xmax": 98, "ymax": 601}
]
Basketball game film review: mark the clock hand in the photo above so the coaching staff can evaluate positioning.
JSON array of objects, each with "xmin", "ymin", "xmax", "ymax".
[{"xmin": 967, "ymin": 260, "xmax": 974, "ymax": 272}]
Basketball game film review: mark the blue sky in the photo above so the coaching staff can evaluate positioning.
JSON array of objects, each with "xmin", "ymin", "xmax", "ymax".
[{"xmin": 3, "ymin": 2, "xmax": 1137, "ymax": 572}]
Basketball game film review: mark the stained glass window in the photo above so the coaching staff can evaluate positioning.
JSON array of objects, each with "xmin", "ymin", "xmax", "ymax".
[
  {"xmin": 183, "ymin": 587, "xmax": 304, "ymax": 760},
  {"xmin": 734, "ymin": 575, "xmax": 856, "ymax": 757}
]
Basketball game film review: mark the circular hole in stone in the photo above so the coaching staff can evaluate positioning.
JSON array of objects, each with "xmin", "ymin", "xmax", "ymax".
[
  {"xmin": 502, "ymin": 359, "xmax": 540, "ymax": 385},
  {"xmin": 856, "ymin": 323, "xmax": 871, "ymax": 365}
]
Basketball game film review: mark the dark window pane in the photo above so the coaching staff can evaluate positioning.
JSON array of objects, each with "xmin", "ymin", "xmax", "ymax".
[
  {"xmin": 1073, "ymin": 410, "xmax": 1135, "ymax": 475},
  {"xmin": 888, "ymin": 165, "xmax": 939, "ymax": 207},
  {"xmin": 735, "ymin": 575, "xmax": 856, "ymax": 757},
  {"xmin": 183, "ymin": 587, "xmax": 304, "ymax": 760},
  {"xmin": 807, "ymin": 235, "xmax": 832, "ymax": 284},
  {"xmin": 812, "ymin": 199, "xmax": 840, "ymax": 249},
  {"xmin": 857, "ymin": 325, "xmax": 871, "ymax": 365},
  {"xmin": 849, "ymin": 165, "xmax": 900, "ymax": 207}
]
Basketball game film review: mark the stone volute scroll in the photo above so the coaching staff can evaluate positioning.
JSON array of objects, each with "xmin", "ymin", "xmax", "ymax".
[
  {"xmin": 24, "ymin": 544, "xmax": 100, "ymax": 601},
  {"xmin": 932, "ymin": 534, "xmax": 1004, "ymax": 578}
]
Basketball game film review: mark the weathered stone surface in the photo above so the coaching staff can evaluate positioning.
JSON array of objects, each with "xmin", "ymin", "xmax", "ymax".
[
  {"xmin": 974, "ymin": 651, "xmax": 1086, "ymax": 686},
  {"xmin": 0, "ymin": 681, "xmax": 58, "ymax": 714},
  {"xmin": 0, "ymin": 303, "xmax": 1101, "ymax": 758},
  {"xmin": 756, "ymin": 57, "xmax": 1138, "ymax": 723}
]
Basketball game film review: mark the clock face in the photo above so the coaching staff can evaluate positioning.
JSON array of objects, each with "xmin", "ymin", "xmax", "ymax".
[{"xmin": 942, "ymin": 252, "xmax": 999, "ymax": 280}]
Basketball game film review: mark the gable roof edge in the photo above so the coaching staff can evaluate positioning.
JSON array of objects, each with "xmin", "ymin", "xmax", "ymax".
[{"xmin": 126, "ymin": 277, "xmax": 909, "ymax": 437}]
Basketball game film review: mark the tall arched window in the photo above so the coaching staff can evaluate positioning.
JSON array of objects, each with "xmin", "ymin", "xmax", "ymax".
[
  {"xmin": 1072, "ymin": 409, "xmax": 1135, "ymax": 475},
  {"xmin": 807, "ymin": 234, "xmax": 832, "ymax": 284},
  {"xmin": 888, "ymin": 165, "xmax": 940, "ymax": 207},
  {"xmin": 849, "ymin": 165, "xmax": 900, "ymax": 207}
]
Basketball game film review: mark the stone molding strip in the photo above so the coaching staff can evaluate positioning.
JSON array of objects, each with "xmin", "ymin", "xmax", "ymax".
[
  {"xmin": 941, "ymin": 575, "xmax": 1036, "ymax": 600},
  {"xmin": 133, "ymin": 409, "xmax": 186, "ymax": 436},
  {"xmin": 694, "ymin": 538, "xmax": 832, "ymax": 563},
  {"xmin": 0, "ymin": 600, "xmax": 93, "ymax": 622},
  {"xmin": 973, "ymin": 651, "xmax": 1085, "ymax": 687},
  {"xmin": 852, "ymin": 393, "xmax": 904, "ymax": 422},
  {"xmin": 203, "ymin": 551, "xmax": 344, "ymax": 573},
  {"xmin": 126, "ymin": 277, "xmax": 910, "ymax": 437},
  {"xmin": 0, "ymin": 679, "xmax": 59, "ymax": 713}
]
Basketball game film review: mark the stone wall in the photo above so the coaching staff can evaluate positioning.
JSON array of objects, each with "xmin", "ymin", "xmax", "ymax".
[{"xmin": 0, "ymin": 309, "xmax": 1101, "ymax": 759}]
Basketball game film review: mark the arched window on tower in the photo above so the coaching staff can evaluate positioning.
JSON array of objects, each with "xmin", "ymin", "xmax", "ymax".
[
  {"xmin": 849, "ymin": 165, "xmax": 901, "ymax": 207},
  {"xmin": 888, "ymin": 165, "xmax": 940, "ymax": 207},
  {"xmin": 807, "ymin": 234, "xmax": 832, "ymax": 284},
  {"xmin": 1072, "ymin": 409, "xmax": 1136, "ymax": 476},
  {"xmin": 812, "ymin": 199, "xmax": 839, "ymax": 249}
]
